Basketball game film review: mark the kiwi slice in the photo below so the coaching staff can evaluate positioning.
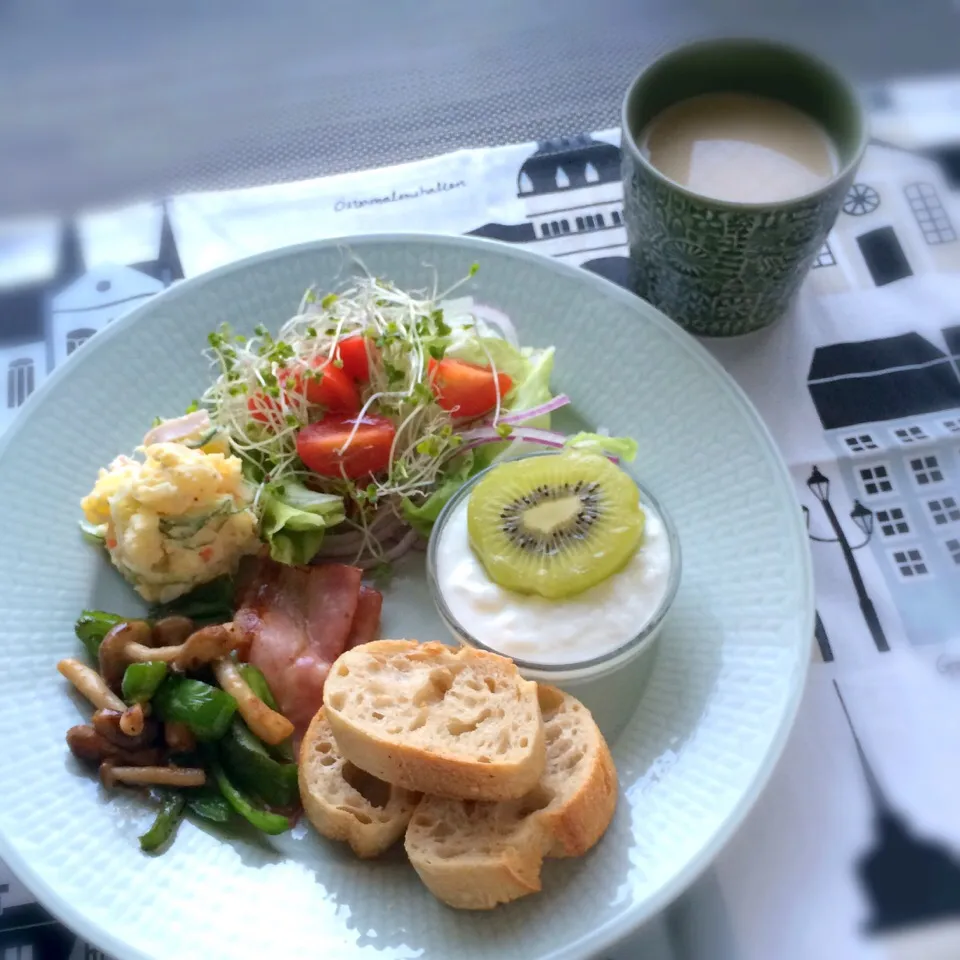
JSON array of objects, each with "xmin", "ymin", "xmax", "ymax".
[{"xmin": 466, "ymin": 451, "xmax": 645, "ymax": 600}]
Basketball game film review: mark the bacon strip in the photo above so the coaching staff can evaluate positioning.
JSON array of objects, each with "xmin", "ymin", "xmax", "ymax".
[
  {"xmin": 235, "ymin": 558, "xmax": 362, "ymax": 734},
  {"xmin": 345, "ymin": 585, "xmax": 383, "ymax": 650}
]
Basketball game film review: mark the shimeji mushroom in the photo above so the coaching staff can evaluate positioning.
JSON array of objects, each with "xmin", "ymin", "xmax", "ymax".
[
  {"xmin": 163, "ymin": 721, "xmax": 196, "ymax": 753},
  {"xmin": 213, "ymin": 657, "xmax": 294, "ymax": 746},
  {"xmin": 99, "ymin": 761, "xmax": 206, "ymax": 789},
  {"xmin": 58, "ymin": 658, "xmax": 126, "ymax": 713},
  {"xmin": 92, "ymin": 708, "xmax": 159, "ymax": 749},
  {"xmin": 98, "ymin": 621, "xmax": 245, "ymax": 690},
  {"xmin": 151, "ymin": 616, "xmax": 195, "ymax": 647},
  {"xmin": 119, "ymin": 701, "xmax": 148, "ymax": 737},
  {"xmin": 66, "ymin": 726, "xmax": 163, "ymax": 766}
]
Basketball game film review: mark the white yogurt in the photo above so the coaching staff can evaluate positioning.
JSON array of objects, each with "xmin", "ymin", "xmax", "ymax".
[{"xmin": 434, "ymin": 496, "xmax": 673, "ymax": 666}]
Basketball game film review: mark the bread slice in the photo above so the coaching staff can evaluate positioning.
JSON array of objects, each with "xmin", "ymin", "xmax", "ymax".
[
  {"xmin": 404, "ymin": 685, "xmax": 618, "ymax": 909},
  {"xmin": 323, "ymin": 640, "xmax": 545, "ymax": 801},
  {"xmin": 299, "ymin": 707, "xmax": 420, "ymax": 858}
]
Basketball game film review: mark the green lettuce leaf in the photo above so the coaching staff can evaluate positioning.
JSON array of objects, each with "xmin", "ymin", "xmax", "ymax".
[
  {"xmin": 259, "ymin": 481, "xmax": 346, "ymax": 566},
  {"xmin": 401, "ymin": 451, "xmax": 476, "ymax": 538},
  {"xmin": 563, "ymin": 432, "xmax": 638, "ymax": 462}
]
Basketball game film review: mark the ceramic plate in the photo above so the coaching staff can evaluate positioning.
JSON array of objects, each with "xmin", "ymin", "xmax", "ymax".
[{"xmin": 0, "ymin": 235, "xmax": 812, "ymax": 960}]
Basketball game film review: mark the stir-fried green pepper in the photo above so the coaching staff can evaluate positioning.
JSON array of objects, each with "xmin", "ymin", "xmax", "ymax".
[
  {"xmin": 234, "ymin": 663, "xmax": 294, "ymax": 761},
  {"xmin": 210, "ymin": 760, "xmax": 292, "ymax": 835},
  {"xmin": 139, "ymin": 790, "xmax": 186, "ymax": 853},
  {"xmin": 220, "ymin": 718, "xmax": 299, "ymax": 808},
  {"xmin": 237, "ymin": 663, "xmax": 278, "ymax": 711},
  {"xmin": 150, "ymin": 577, "xmax": 234, "ymax": 625},
  {"xmin": 186, "ymin": 783, "xmax": 233, "ymax": 824},
  {"xmin": 153, "ymin": 676, "xmax": 237, "ymax": 741},
  {"xmin": 121, "ymin": 661, "xmax": 168, "ymax": 704},
  {"xmin": 74, "ymin": 610, "xmax": 127, "ymax": 660}
]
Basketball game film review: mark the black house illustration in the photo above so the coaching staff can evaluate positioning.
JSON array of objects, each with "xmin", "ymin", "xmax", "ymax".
[
  {"xmin": 1, "ymin": 202, "xmax": 183, "ymax": 428},
  {"xmin": 807, "ymin": 328, "xmax": 960, "ymax": 648},
  {"xmin": 834, "ymin": 681, "xmax": 960, "ymax": 937},
  {"xmin": 469, "ymin": 133, "xmax": 632, "ymax": 288}
]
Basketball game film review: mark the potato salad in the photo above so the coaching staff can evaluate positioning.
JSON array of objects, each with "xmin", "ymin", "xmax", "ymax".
[{"xmin": 81, "ymin": 412, "xmax": 260, "ymax": 603}]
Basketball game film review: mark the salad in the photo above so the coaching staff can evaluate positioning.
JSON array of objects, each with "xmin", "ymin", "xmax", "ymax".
[{"xmin": 195, "ymin": 266, "xmax": 635, "ymax": 580}]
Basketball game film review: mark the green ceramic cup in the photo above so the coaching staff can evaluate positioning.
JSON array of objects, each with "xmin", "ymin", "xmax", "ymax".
[{"xmin": 621, "ymin": 38, "xmax": 867, "ymax": 336}]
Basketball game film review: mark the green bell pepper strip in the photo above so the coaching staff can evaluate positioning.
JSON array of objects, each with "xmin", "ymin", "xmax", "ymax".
[
  {"xmin": 121, "ymin": 661, "xmax": 168, "ymax": 704},
  {"xmin": 186, "ymin": 783, "xmax": 233, "ymax": 824},
  {"xmin": 219, "ymin": 718, "xmax": 299, "ymax": 808},
  {"xmin": 210, "ymin": 760, "xmax": 292, "ymax": 835},
  {"xmin": 237, "ymin": 663, "xmax": 278, "ymax": 711},
  {"xmin": 235, "ymin": 663, "xmax": 294, "ymax": 762},
  {"xmin": 153, "ymin": 676, "xmax": 237, "ymax": 741},
  {"xmin": 139, "ymin": 791, "xmax": 186, "ymax": 853},
  {"xmin": 74, "ymin": 610, "xmax": 127, "ymax": 660}
]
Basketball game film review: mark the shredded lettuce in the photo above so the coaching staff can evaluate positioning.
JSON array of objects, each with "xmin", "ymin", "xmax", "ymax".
[
  {"xmin": 564, "ymin": 432, "xmax": 638, "ymax": 462},
  {"xmin": 259, "ymin": 481, "xmax": 346, "ymax": 566}
]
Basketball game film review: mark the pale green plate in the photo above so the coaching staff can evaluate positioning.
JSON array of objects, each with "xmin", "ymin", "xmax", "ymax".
[{"xmin": 0, "ymin": 235, "xmax": 812, "ymax": 960}]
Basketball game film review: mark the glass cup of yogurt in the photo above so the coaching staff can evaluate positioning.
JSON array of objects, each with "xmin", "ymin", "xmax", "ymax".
[{"xmin": 426, "ymin": 451, "xmax": 681, "ymax": 727}]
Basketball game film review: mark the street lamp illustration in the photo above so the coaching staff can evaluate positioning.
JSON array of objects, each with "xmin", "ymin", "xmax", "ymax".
[{"xmin": 805, "ymin": 465, "xmax": 890, "ymax": 654}]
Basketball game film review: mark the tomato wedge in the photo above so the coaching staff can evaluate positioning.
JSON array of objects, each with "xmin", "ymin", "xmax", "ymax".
[
  {"xmin": 296, "ymin": 413, "xmax": 396, "ymax": 479},
  {"xmin": 334, "ymin": 335, "xmax": 375, "ymax": 382},
  {"xmin": 427, "ymin": 358, "xmax": 513, "ymax": 419},
  {"xmin": 299, "ymin": 359, "xmax": 361, "ymax": 411},
  {"xmin": 248, "ymin": 358, "xmax": 360, "ymax": 423}
]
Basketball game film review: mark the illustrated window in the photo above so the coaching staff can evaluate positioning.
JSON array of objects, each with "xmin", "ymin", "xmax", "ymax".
[
  {"xmin": 813, "ymin": 242, "xmax": 837, "ymax": 268},
  {"xmin": 893, "ymin": 425, "xmax": 928, "ymax": 444},
  {"xmin": 876, "ymin": 507, "xmax": 910, "ymax": 537},
  {"xmin": 595, "ymin": 212, "xmax": 606, "ymax": 227},
  {"xmin": 611, "ymin": 210, "xmax": 622, "ymax": 225},
  {"xmin": 66, "ymin": 327, "xmax": 96, "ymax": 355},
  {"xmin": 540, "ymin": 223, "xmax": 550, "ymax": 239},
  {"xmin": 6, "ymin": 358, "xmax": 34, "ymax": 409},
  {"xmin": 584, "ymin": 214, "xmax": 596, "ymax": 230},
  {"xmin": 891, "ymin": 547, "xmax": 930, "ymax": 579},
  {"xmin": 560, "ymin": 219, "xmax": 570, "ymax": 234},
  {"xmin": 928, "ymin": 496, "xmax": 960, "ymax": 526},
  {"xmin": 904, "ymin": 182, "xmax": 957, "ymax": 245},
  {"xmin": 942, "ymin": 418, "xmax": 960, "ymax": 434},
  {"xmin": 550, "ymin": 220, "xmax": 561, "ymax": 236},
  {"xmin": 946, "ymin": 538, "xmax": 960, "ymax": 566},
  {"xmin": 844, "ymin": 434, "xmax": 879, "ymax": 454},
  {"xmin": 858, "ymin": 464, "xmax": 895, "ymax": 497},
  {"xmin": 910, "ymin": 454, "xmax": 944, "ymax": 486},
  {"xmin": 575, "ymin": 216, "xmax": 585, "ymax": 231}
]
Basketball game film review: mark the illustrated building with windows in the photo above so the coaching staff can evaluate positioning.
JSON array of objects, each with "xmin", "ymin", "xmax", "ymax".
[
  {"xmin": 515, "ymin": 135, "xmax": 629, "ymax": 273},
  {"xmin": 808, "ymin": 328, "xmax": 960, "ymax": 645},
  {"xmin": 0, "ymin": 203, "xmax": 183, "ymax": 435},
  {"xmin": 809, "ymin": 151, "xmax": 960, "ymax": 296}
]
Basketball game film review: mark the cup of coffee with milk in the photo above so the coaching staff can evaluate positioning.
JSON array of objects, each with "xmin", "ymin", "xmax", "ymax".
[{"xmin": 621, "ymin": 38, "xmax": 867, "ymax": 336}]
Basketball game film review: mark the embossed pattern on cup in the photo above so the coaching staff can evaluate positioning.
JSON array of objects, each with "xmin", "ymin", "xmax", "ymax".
[
  {"xmin": 622, "ymin": 149, "xmax": 855, "ymax": 336},
  {"xmin": 621, "ymin": 39, "xmax": 867, "ymax": 337}
]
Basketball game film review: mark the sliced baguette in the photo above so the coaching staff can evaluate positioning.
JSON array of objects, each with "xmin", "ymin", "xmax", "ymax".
[
  {"xmin": 323, "ymin": 640, "xmax": 545, "ymax": 801},
  {"xmin": 404, "ymin": 684, "xmax": 617, "ymax": 909},
  {"xmin": 299, "ymin": 707, "xmax": 420, "ymax": 858}
]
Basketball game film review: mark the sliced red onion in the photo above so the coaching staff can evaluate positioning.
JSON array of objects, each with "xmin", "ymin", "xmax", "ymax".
[
  {"xmin": 495, "ymin": 393, "xmax": 570, "ymax": 426},
  {"xmin": 356, "ymin": 528, "xmax": 420, "ymax": 569},
  {"xmin": 455, "ymin": 426, "xmax": 619, "ymax": 463},
  {"xmin": 317, "ymin": 507, "xmax": 406, "ymax": 558},
  {"xmin": 144, "ymin": 410, "xmax": 210, "ymax": 445},
  {"xmin": 316, "ymin": 530, "xmax": 367, "ymax": 558}
]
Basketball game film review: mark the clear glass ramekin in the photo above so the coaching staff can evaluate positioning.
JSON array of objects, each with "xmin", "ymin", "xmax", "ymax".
[{"xmin": 425, "ymin": 450, "xmax": 682, "ymax": 687}]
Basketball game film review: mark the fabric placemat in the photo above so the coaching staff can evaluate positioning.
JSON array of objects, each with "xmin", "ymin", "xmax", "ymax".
[{"xmin": 2, "ymin": 74, "xmax": 960, "ymax": 960}]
